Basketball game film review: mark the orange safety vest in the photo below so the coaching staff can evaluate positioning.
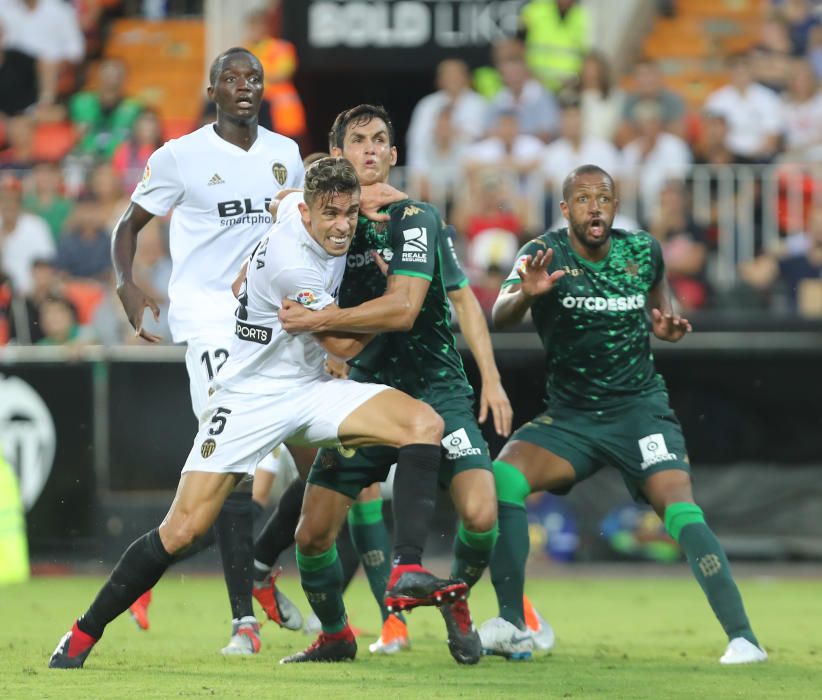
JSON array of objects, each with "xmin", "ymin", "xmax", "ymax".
[{"xmin": 250, "ymin": 39, "xmax": 307, "ymax": 139}]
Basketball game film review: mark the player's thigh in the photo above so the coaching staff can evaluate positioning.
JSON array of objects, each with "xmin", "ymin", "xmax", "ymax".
[
  {"xmin": 184, "ymin": 336, "xmax": 231, "ymax": 420},
  {"xmin": 160, "ymin": 470, "xmax": 242, "ymax": 552},
  {"xmin": 296, "ymin": 482, "xmax": 354, "ymax": 554},
  {"xmin": 503, "ymin": 409, "xmax": 600, "ymax": 493},
  {"xmin": 598, "ymin": 395, "xmax": 692, "ymax": 506},
  {"xmin": 337, "ymin": 387, "xmax": 443, "ymax": 448}
]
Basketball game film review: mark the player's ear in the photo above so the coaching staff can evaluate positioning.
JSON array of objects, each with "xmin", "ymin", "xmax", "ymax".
[
  {"xmin": 330, "ymin": 146, "xmax": 343, "ymax": 157},
  {"xmin": 559, "ymin": 200, "xmax": 570, "ymax": 222},
  {"xmin": 298, "ymin": 201, "xmax": 311, "ymax": 227},
  {"xmin": 389, "ymin": 146, "xmax": 398, "ymax": 166}
]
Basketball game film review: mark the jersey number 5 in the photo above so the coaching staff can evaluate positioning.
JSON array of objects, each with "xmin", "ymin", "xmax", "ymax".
[{"xmin": 208, "ymin": 407, "xmax": 232, "ymax": 435}]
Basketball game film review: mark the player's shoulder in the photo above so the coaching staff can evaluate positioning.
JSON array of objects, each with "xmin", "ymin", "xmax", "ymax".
[
  {"xmin": 523, "ymin": 228, "xmax": 565, "ymax": 252},
  {"xmin": 256, "ymin": 126, "xmax": 301, "ymax": 155},
  {"xmin": 387, "ymin": 198, "xmax": 441, "ymax": 225},
  {"xmin": 613, "ymin": 228, "xmax": 658, "ymax": 249}
]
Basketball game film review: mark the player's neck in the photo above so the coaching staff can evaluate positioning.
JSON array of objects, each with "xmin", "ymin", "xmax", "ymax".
[
  {"xmin": 213, "ymin": 119, "xmax": 258, "ymax": 152},
  {"xmin": 568, "ymin": 233, "xmax": 611, "ymax": 263}
]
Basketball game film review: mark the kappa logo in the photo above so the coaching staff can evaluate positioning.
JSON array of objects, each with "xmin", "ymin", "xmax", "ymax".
[
  {"xmin": 402, "ymin": 227, "xmax": 427, "ymax": 263},
  {"xmin": 441, "ymin": 428, "xmax": 482, "ymax": 461},
  {"xmin": 638, "ymin": 433, "xmax": 677, "ymax": 470},
  {"xmin": 207, "ymin": 173, "xmax": 225, "ymax": 186},
  {"xmin": 401, "ymin": 204, "xmax": 423, "ymax": 220}
]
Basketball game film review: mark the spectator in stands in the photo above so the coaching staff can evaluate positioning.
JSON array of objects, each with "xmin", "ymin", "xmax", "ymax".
[
  {"xmin": 407, "ymin": 104, "xmax": 467, "ymax": 220},
  {"xmin": 704, "ymin": 51, "xmax": 785, "ymax": 163},
  {"xmin": 22, "ymin": 161, "xmax": 73, "ymax": 243},
  {"xmin": 88, "ymin": 161, "xmax": 128, "ymax": 230},
  {"xmin": 0, "ymin": 175, "xmax": 54, "ymax": 294},
  {"xmin": 70, "ymin": 58, "xmax": 142, "ymax": 161},
  {"xmin": 579, "ymin": 50, "xmax": 625, "ymax": 143},
  {"xmin": 540, "ymin": 98, "xmax": 620, "ymax": 203},
  {"xmin": 692, "ymin": 111, "xmax": 741, "ymax": 165},
  {"xmin": 485, "ymin": 52, "xmax": 559, "ymax": 142},
  {"xmin": 740, "ymin": 205, "xmax": 822, "ymax": 314},
  {"xmin": 462, "ymin": 110, "xmax": 544, "ymax": 190},
  {"xmin": 470, "ymin": 264, "xmax": 509, "ymax": 315},
  {"xmin": 616, "ymin": 57, "xmax": 685, "ymax": 148},
  {"xmin": 0, "ymin": 20, "xmax": 38, "ymax": 118},
  {"xmin": 111, "ymin": 108, "xmax": 164, "ymax": 193},
  {"xmin": 750, "ymin": 13, "xmax": 795, "ymax": 93},
  {"xmin": 245, "ymin": 8, "xmax": 308, "ymax": 149},
  {"xmin": 621, "ymin": 99, "xmax": 692, "ymax": 225},
  {"xmin": 518, "ymin": 0, "xmax": 590, "ymax": 93},
  {"xmin": 775, "ymin": 0, "xmax": 821, "ymax": 56},
  {"xmin": 8, "ymin": 256, "xmax": 61, "ymax": 344},
  {"xmin": 0, "ymin": 114, "xmax": 36, "ymax": 169},
  {"xmin": 648, "ymin": 181, "xmax": 709, "ymax": 310},
  {"xmin": 55, "ymin": 193, "xmax": 111, "ymax": 282},
  {"xmin": 36, "ymin": 295, "xmax": 87, "ymax": 346},
  {"xmin": 406, "ymin": 58, "xmax": 487, "ymax": 172},
  {"xmin": 779, "ymin": 60, "xmax": 822, "ymax": 159},
  {"xmin": 473, "ymin": 37, "xmax": 525, "ymax": 100},
  {"xmin": 807, "ymin": 23, "xmax": 822, "ymax": 79},
  {"xmin": 0, "ymin": 0, "xmax": 84, "ymax": 108}
]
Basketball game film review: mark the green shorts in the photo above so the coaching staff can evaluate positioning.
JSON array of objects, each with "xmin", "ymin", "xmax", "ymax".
[
  {"xmin": 510, "ymin": 391, "xmax": 690, "ymax": 503},
  {"xmin": 307, "ymin": 393, "xmax": 493, "ymax": 500}
]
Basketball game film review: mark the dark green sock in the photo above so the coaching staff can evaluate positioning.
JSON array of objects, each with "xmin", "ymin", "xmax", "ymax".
[
  {"xmin": 296, "ymin": 545, "xmax": 346, "ymax": 634},
  {"xmin": 489, "ymin": 460, "xmax": 532, "ymax": 629},
  {"xmin": 666, "ymin": 503, "xmax": 759, "ymax": 647},
  {"xmin": 348, "ymin": 499, "xmax": 396, "ymax": 622},
  {"xmin": 451, "ymin": 521, "xmax": 498, "ymax": 588}
]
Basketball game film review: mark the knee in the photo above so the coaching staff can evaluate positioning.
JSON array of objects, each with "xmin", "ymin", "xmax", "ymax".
[
  {"xmin": 406, "ymin": 404, "xmax": 444, "ymax": 444},
  {"xmin": 460, "ymin": 497, "xmax": 498, "ymax": 534},
  {"xmin": 295, "ymin": 517, "xmax": 335, "ymax": 556},
  {"xmin": 160, "ymin": 516, "xmax": 209, "ymax": 555}
]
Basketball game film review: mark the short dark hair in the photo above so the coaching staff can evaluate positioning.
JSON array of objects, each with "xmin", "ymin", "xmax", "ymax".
[
  {"xmin": 562, "ymin": 164, "xmax": 616, "ymax": 201},
  {"xmin": 209, "ymin": 47, "xmax": 259, "ymax": 86},
  {"xmin": 331, "ymin": 104, "xmax": 396, "ymax": 151},
  {"xmin": 303, "ymin": 157, "xmax": 360, "ymax": 207}
]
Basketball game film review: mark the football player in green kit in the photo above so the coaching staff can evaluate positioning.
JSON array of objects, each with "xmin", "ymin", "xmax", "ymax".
[{"xmin": 479, "ymin": 164, "xmax": 767, "ymax": 665}]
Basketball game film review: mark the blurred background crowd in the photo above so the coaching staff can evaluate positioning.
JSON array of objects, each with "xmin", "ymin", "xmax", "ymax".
[{"xmin": 2, "ymin": 0, "xmax": 822, "ymax": 349}]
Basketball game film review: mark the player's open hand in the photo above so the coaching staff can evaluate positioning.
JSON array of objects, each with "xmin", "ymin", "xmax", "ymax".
[
  {"xmin": 479, "ymin": 378, "xmax": 513, "ymax": 437},
  {"xmin": 650, "ymin": 308, "xmax": 692, "ymax": 342},
  {"xmin": 279, "ymin": 297, "xmax": 317, "ymax": 333},
  {"xmin": 360, "ymin": 183, "xmax": 407, "ymax": 222},
  {"xmin": 517, "ymin": 249, "xmax": 565, "ymax": 298},
  {"xmin": 117, "ymin": 280, "xmax": 162, "ymax": 343}
]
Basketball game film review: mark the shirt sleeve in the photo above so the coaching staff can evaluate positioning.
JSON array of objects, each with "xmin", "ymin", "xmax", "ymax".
[
  {"xmin": 386, "ymin": 202, "xmax": 441, "ymax": 282},
  {"xmin": 130, "ymin": 143, "xmax": 185, "ymax": 217},
  {"xmin": 275, "ymin": 265, "xmax": 336, "ymax": 312},
  {"xmin": 502, "ymin": 237, "xmax": 549, "ymax": 287},
  {"xmin": 440, "ymin": 224, "xmax": 470, "ymax": 291},
  {"xmin": 648, "ymin": 234, "xmax": 666, "ymax": 288}
]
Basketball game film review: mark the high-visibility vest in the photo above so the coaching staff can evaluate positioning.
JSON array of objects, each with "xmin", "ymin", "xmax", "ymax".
[
  {"xmin": 521, "ymin": 1, "xmax": 590, "ymax": 92},
  {"xmin": 249, "ymin": 39, "xmax": 307, "ymax": 139},
  {"xmin": 0, "ymin": 448, "xmax": 29, "ymax": 584}
]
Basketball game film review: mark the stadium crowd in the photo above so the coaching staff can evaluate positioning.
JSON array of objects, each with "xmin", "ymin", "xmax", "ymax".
[{"xmin": 2, "ymin": 0, "xmax": 822, "ymax": 348}]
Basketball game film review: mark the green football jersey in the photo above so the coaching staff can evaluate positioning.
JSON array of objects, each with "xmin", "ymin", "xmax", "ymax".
[
  {"xmin": 503, "ymin": 228, "xmax": 667, "ymax": 409},
  {"xmin": 340, "ymin": 199, "xmax": 473, "ymax": 400}
]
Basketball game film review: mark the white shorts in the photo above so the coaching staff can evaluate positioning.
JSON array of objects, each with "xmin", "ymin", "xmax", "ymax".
[
  {"xmin": 182, "ymin": 376, "xmax": 390, "ymax": 475},
  {"xmin": 184, "ymin": 335, "xmax": 233, "ymax": 421},
  {"xmin": 255, "ymin": 444, "xmax": 294, "ymax": 475}
]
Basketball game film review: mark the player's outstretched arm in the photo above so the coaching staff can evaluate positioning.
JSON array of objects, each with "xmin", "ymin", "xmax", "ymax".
[
  {"xmin": 492, "ymin": 249, "xmax": 565, "ymax": 329},
  {"xmin": 647, "ymin": 279, "xmax": 692, "ymax": 342},
  {"xmin": 449, "ymin": 285, "xmax": 513, "ymax": 436},
  {"xmin": 280, "ymin": 274, "xmax": 430, "ymax": 334},
  {"xmin": 112, "ymin": 202, "xmax": 162, "ymax": 343}
]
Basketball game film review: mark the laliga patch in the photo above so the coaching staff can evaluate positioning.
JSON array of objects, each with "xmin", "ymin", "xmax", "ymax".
[
  {"xmin": 139, "ymin": 163, "xmax": 151, "ymax": 189},
  {"xmin": 402, "ymin": 227, "xmax": 427, "ymax": 263},
  {"xmin": 295, "ymin": 289, "xmax": 317, "ymax": 306},
  {"xmin": 441, "ymin": 428, "xmax": 482, "ymax": 460},
  {"xmin": 638, "ymin": 433, "xmax": 677, "ymax": 469}
]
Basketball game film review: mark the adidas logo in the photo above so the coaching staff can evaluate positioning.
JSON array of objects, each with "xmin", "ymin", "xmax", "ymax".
[{"xmin": 207, "ymin": 173, "xmax": 225, "ymax": 186}]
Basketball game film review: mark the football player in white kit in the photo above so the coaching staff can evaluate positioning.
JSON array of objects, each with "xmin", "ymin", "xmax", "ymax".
[
  {"xmin": 107, "ymin": 47, "xmax": 304, "ymax": 654},
  {"xmin": 50, "ymin": 156, "xmax": 462, "ymax": 669}
]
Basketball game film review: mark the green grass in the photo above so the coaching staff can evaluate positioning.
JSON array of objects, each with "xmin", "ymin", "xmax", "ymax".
[{"xmin": 0, "ymin": 573, "xmax": 819, "ymax": 699}]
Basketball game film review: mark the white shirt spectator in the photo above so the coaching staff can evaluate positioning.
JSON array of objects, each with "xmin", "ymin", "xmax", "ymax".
[
  {"xmin": 0, "ymin": 0, "xmax": 84, "ymax": 62},
  {"xmin": 540, "ymin": 136, "xmax": 620, "ymax": 191},
  {"xmin": 0, "ymin": 212, "xmax": 55, "ymax": 294},
  {"xmin": 406, "ymin": 90, "xmax": 487, "ymax": 171},
  {"xmin": 781, "ymin": 91, "xmax": 822, "ymax": 151},
  {"xmin": 621, "ymin": 132, "xmax": 692, "ymax": 218},
  {"xmin": 463, "ymin": 134, "xmax": 545, "ymax": 170},
  {"xmin": 486, "ymin": 79, "xmax": 559, "ymax": 140},
  {"xmin": 704, "ymin": 83, "xmax": 784, "ymax": 158},
  {"xmin": 581, "ymin": 87, "xmax": 625, "ymax": 142}
]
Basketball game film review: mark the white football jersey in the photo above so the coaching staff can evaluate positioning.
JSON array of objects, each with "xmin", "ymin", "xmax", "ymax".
[
  {"xmin": 215, "ymin": 193, "xmax": 346, "ymax": 393},
  {"xmin": 131, "ymin": 124, "xmax": 304, "ymax": 343}
]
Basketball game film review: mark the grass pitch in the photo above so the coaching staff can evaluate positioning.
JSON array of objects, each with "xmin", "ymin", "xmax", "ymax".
[{"xmin": 0, "ymin": 570, "xmax": 819, "ymax": 699}]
